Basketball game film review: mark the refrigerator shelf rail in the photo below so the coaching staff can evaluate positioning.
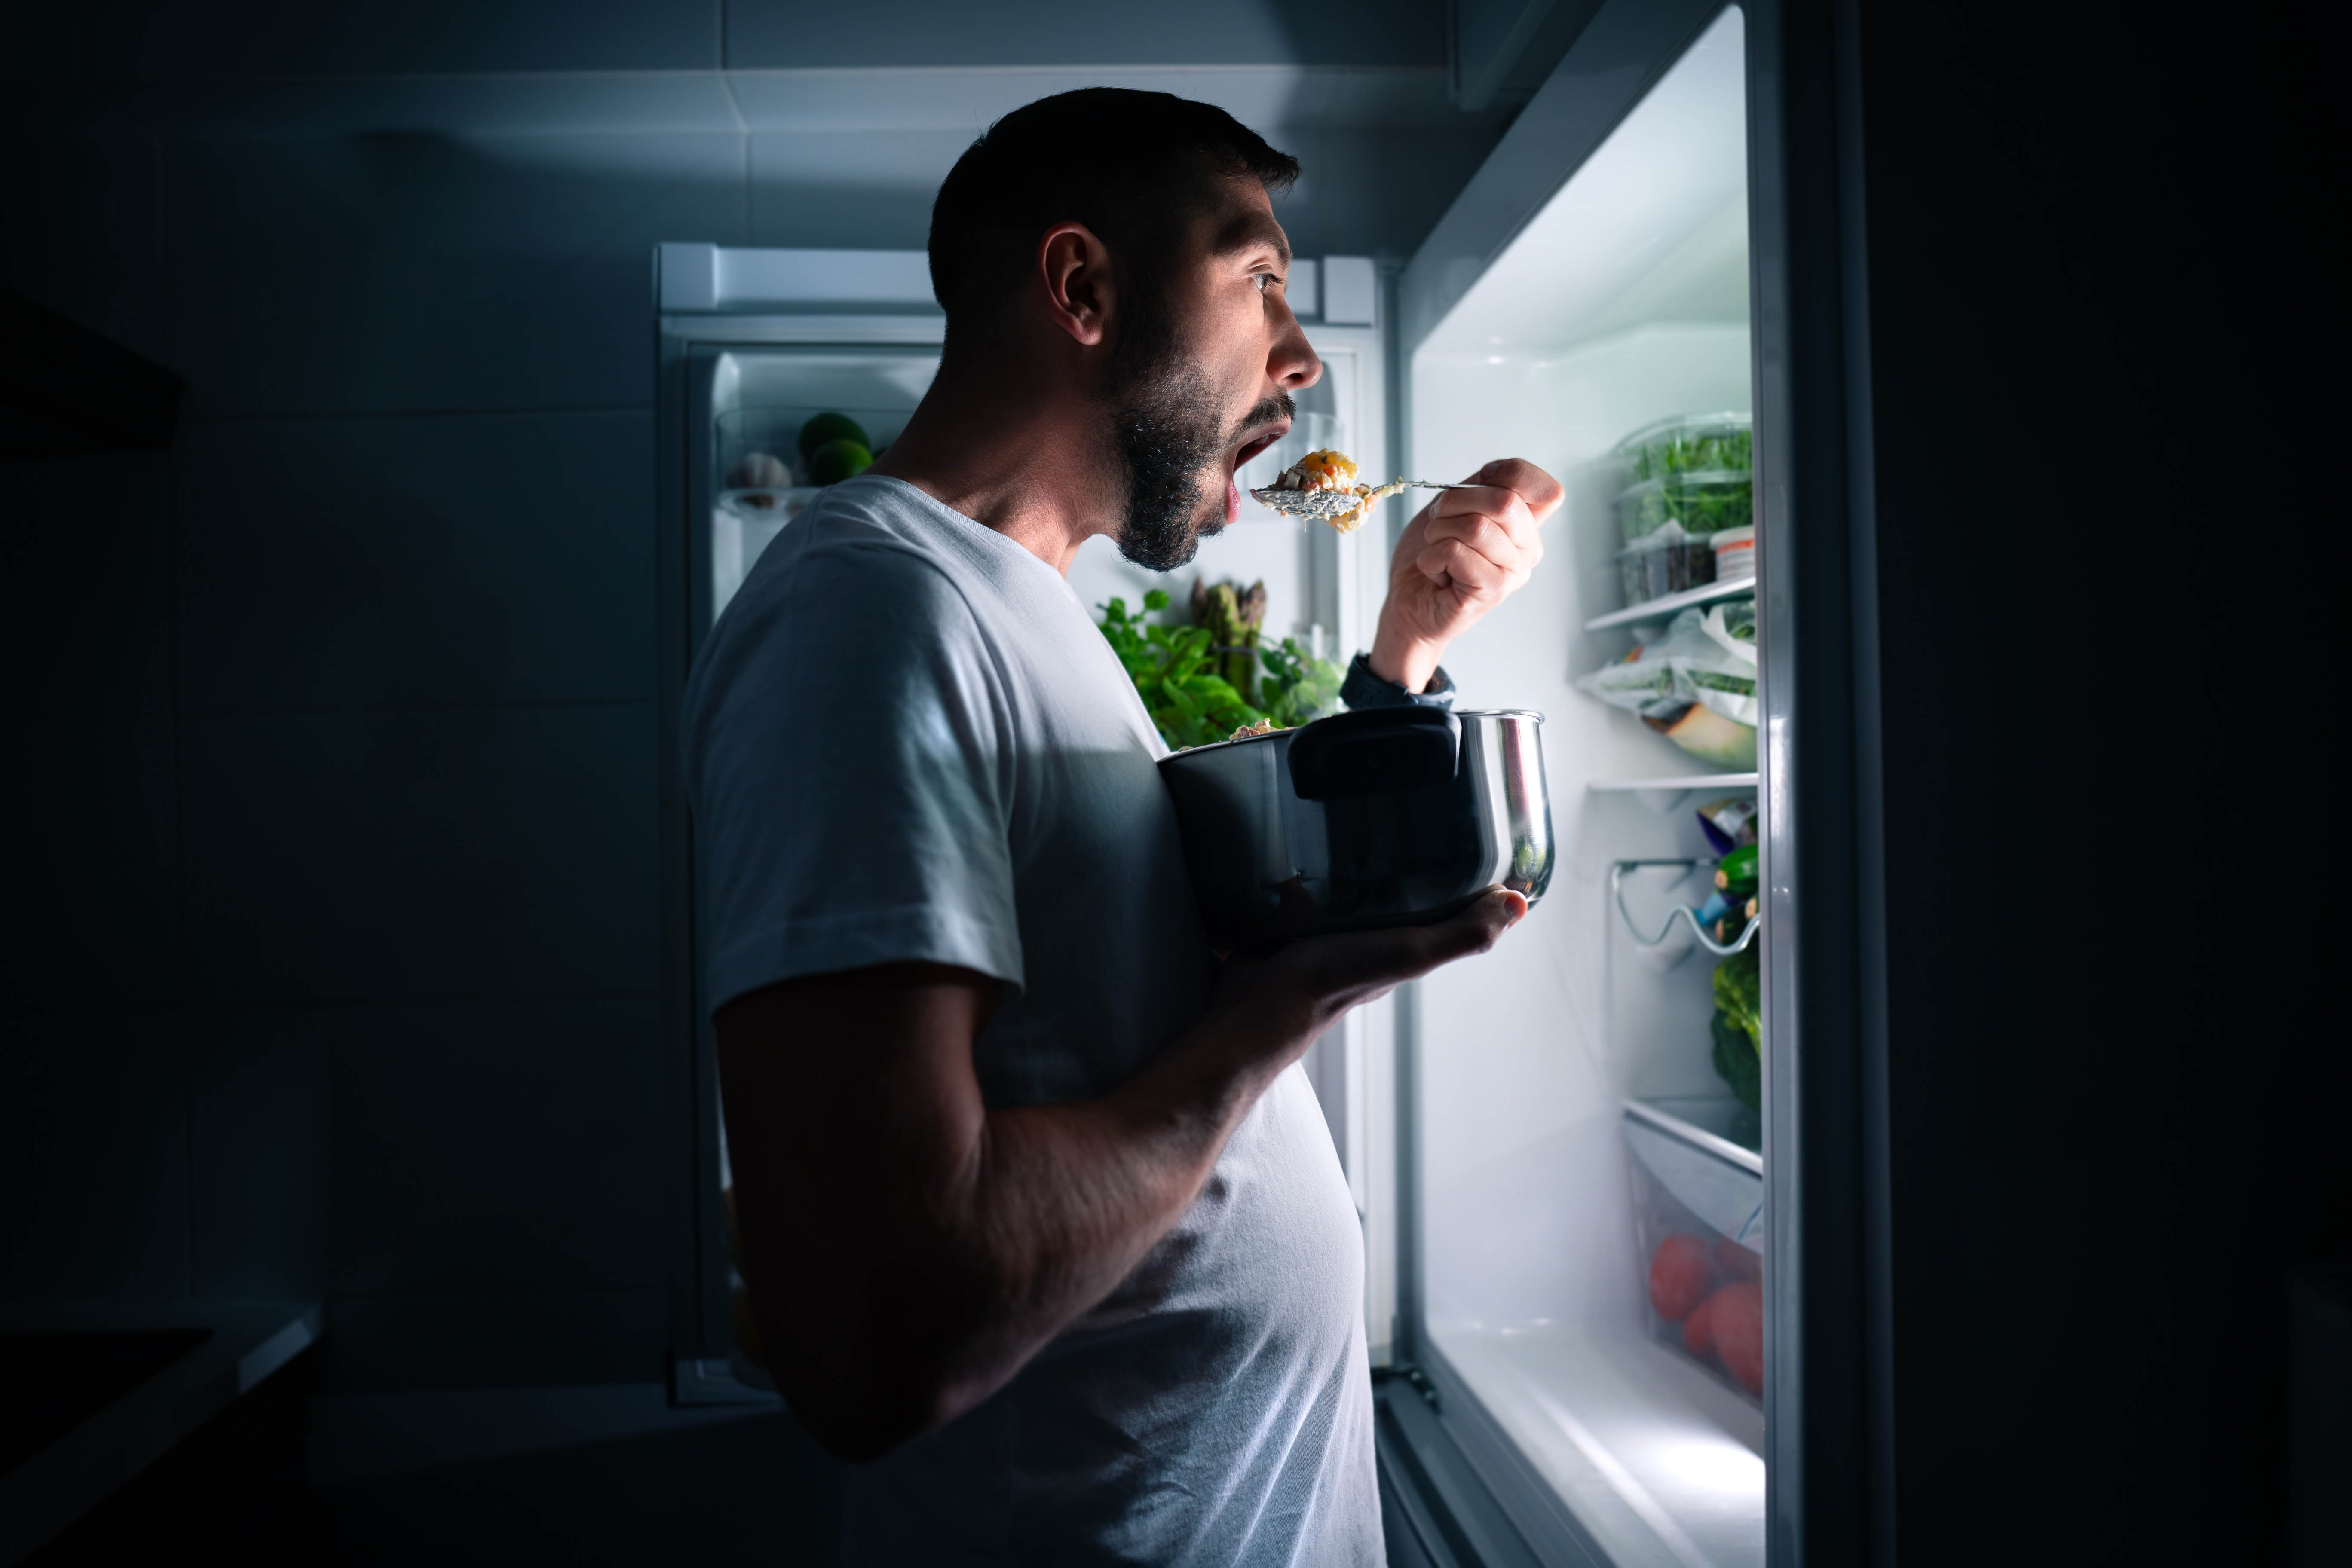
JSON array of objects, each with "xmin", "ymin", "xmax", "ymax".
[
  {"xmin": 1587, "ymin": 771, "xmax": 1758, "ymax": 813},
  {"xmin": 1584, "ymin": 572, "xmax": 1756, "ymax": 632},
  {"xmin": 1611, "ymin": 858, "xmax": 1761, "ymax": 970}
]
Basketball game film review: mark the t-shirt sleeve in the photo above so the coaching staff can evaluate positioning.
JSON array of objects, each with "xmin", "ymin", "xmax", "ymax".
[{"xmin": 684, "ymin": 535, "xmax": 1021, "ymax": 1015}]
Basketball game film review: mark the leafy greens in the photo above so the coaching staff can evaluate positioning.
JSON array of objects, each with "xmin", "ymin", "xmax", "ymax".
[{"xmin": 1097, "ymin": 589, "xmax": 1344, "ymax": 750}]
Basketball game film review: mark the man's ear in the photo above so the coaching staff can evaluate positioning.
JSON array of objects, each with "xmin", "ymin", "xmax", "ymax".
[{"xmin": 1037, "ymin": 223, "xmax": 1112, "ymax": 348}]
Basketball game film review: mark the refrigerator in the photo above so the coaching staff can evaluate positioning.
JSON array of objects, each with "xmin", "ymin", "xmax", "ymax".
[{"xmin": 1372, "ymin": 1, "xmax": 1884, "ymax": 1565}]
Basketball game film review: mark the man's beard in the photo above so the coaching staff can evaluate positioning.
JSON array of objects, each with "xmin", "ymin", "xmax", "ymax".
[{"xmin": 1105, "ymin": 293, "xmax": 1292, "ymax": 572}]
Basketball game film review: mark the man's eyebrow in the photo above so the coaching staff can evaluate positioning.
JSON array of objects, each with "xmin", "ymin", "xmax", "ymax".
[{"xmin": 1210, "ymin": 209, "xmax": 1292, "ymax": 266}]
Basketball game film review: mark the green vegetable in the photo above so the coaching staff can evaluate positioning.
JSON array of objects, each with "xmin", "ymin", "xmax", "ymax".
[
  {"xmin": 1690, "ymin": 670, "xmax": 1757, "ymax": 699},
  {"xmin": 1617, "ymin": 475, "xmax": 1754, "ymax": 543},
  {"xmin": 1711, "ymin": 943, "xmax": 1762, "ymax": 1113},
  {"xmin": 1711, "ymin": 1012, "xmax": 1761, "ymax": 1114},
  {"xmin": 1628, "ymin": 425, "xmax": 1753, "ymax": 482},
  {"xmin": 807, "ymin": 438, "xmax": 873, "ymax": 485},
  {"xmin": 1096, "ymin": 589, "xmax": 1344, "ymax": 750},
  {"xmin": 1259, "ymin": 636, "xmax": 1342, "ymax": 730},
  {"xmin": 1714, "ymin": 843, "xmax": 1759, "ymax": 899},
  {"xmin": 797, "ymin": 412, "xmax": 870, "ymax": 463},
  {"xmin": 1192, "ymin": 580, "xmax": 1267, "ymax": 705}
]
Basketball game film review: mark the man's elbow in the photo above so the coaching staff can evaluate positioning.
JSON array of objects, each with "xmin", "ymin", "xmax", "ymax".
[{"xmin": 771, "ymin": 1339, "xmax": 976, "ymax": 1464}]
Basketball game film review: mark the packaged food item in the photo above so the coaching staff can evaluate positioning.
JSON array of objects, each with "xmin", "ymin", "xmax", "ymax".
[
  {"xmin": 1619, "ymin": 523, "xmax": 1717, "ymax": 605},
  {"xmin": 1711, "ymin": 524, "xmax": 1756, "ymax": 581},
  {"xmin": 1576, "ymin": 601, "xmax": 1758, "ymax": 769},
  {"xmin": 1696, "ymin": 797, "xmax": 1758, "ymax": 854}
]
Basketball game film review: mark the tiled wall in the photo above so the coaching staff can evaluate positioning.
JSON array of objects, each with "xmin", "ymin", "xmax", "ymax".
[{"xmin": 2, "ymin": 0, "xmax": 1505, "ymax": 1392}]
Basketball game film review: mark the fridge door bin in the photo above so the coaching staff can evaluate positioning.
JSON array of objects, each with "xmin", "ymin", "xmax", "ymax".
[{"xmin": 1624, "ymin": 1097, "xmax": 1765, "ymax": 1403}]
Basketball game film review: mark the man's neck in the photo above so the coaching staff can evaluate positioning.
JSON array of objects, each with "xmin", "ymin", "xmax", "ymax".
[{"xmin": 868, "ymin": 360, "xmax": 1116, "ymax": 577}]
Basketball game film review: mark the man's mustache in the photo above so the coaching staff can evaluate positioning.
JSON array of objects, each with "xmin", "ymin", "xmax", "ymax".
[{"xmin": 1228, "ymin": 392, "xmax": 1297, "ymax": 447}]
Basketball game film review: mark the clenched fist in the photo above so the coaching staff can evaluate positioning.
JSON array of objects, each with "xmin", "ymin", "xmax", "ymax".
[{"xmin": 1368, "ymin": 457, "xmax": 1562, "ymax": 694}]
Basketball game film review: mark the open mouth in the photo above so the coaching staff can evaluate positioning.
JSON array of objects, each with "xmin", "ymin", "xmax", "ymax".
[
  {"xmin": 1232, "ymin": 422, "xmax": 1290, "ymax": 472},
  {"xmin": 1223, "ymin": 420, "xmax": 1292, "ymax": 522}
]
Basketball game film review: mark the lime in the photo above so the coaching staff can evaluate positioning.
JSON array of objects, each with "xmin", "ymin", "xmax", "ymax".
[
  {"xmin": 798, "ymin": 412, "xmax": 870, "ymax": 463},
  {"xmin": 807, "ymin": 438, "xmax": 873, "ymax": 486}
]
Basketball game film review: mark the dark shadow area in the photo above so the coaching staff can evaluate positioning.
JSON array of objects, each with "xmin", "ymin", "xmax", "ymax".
[
  {"xmin": 312, "ymin": 1408, "xmax": 842, "ymax": 1567},
  {"xmin": 0, "ymin": 1328, "xmax": 211, "ymax": 1475}
]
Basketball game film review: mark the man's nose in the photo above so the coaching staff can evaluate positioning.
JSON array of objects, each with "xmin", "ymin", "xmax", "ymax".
[{"xmin": 1277, "ymin": 324, "xmax": 1322, "ymax": 391}]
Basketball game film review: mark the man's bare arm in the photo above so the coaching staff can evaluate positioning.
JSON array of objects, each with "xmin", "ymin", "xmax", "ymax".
[{"xmin": 717, "ymin": 888, "xmax": 1524, "ymax": 1461}]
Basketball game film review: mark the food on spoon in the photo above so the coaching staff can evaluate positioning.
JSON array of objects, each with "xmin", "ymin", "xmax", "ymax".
[
  {"xmin": 1251, "ymin": 448, "xmax": 1415, "ymax": 534},
  {"xmin": 1282, "ymin": 449, "xmax": 1360, "ymax": 493}
]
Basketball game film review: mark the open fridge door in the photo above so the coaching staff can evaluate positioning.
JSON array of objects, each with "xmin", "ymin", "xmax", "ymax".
[{"xmin": 1383, "ymin": 5, "xmax": 1792, "ymax": 1565}]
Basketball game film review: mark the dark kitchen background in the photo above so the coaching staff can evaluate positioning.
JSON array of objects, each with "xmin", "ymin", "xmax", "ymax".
[{"xmin": 2, "ymin": 2, "xmax": 2339, "ymax": 1565}]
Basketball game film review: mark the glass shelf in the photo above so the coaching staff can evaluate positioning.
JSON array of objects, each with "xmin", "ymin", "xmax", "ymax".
[
  {"xmin": 1584, "ymin": 573, "xmax": 1756, "ymax": 632},
  {"xmin": 1589, "ymin": 772, "xmax": 1757, "ymax": 813}
]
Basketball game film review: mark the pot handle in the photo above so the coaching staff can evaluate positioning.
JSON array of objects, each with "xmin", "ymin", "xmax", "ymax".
[{"xmin": 1286, "ymin": 706, "xmax": 1461, "ymax": 800}]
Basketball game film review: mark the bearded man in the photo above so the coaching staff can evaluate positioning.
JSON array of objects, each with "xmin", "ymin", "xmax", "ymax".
[{"xmin": 683, "ymin": 88, "xmax": 1560, "ymax": 1565}]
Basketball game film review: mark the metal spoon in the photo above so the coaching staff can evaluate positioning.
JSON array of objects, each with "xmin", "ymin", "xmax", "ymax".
[{"xmin": 1248, "ymin": 479, "xmax": 1478, "ymax": 531}]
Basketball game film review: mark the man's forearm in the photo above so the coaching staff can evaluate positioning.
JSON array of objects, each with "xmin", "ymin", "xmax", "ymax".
[
  {"xmin": 721, "ymin": 971, "xmax": 1303, "ymax": 1461},
  {"xmin": 723, "ymin": 902, "xmax": 1510, "ymax": 1461},
  {"xmin": 917, "ymin": 1029, "xmax": 1283, "ymax": 1415}
]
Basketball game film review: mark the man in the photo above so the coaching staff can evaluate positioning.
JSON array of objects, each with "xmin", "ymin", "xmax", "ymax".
[{"xmin": 685, "ymin": 89, "xmax": 1560, "ymax": 1564}]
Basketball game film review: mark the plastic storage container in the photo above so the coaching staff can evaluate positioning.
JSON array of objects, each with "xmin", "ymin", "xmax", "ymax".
[
  {"xmin": 1616, "ymin": 412, "xmax": 1754, "ymax": 483},
  {"xmin": 1624, "ymin": 1097, "xmax": 1764, "ymax": 1402},
  {"xmin": 1710, "ymin": 525, "xmax": 1756, "ymax": 581},
  {"xmin": 1619, "ymin": 527, "xmax": 1718, "ymax": 603},
  {"xmin": 1614, "ymin": 473, "xmax": 1755, "ymax": 545}
]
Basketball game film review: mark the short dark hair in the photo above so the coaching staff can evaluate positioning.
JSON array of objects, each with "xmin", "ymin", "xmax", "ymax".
[{"xmin": 928, "ymin": 89, "xmax": 1299, "ymax": 348}]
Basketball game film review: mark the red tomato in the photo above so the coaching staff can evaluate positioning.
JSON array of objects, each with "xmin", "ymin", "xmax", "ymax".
[
  {"xmin": 1682, "ymin": 1290, "xmax": 1718, "ymax": 1357},
  {"xmin": 1715, "ymin": 1236, "xmax": 1762, "ymax": 1283},
  {"xmin": 1649, "ymin": 1234, "xmax": 1716, "ymax": 1322},
  {"xmin": 1708, "ymin": 1280, "xmax": 1765, "ymax": 1394}
]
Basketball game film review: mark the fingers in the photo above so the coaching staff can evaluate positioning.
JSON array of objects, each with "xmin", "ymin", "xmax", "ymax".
[
  {"xmin": 1425, "ymin": 497, "xmax": 1540, "ymax": 567},
  {"xmin": 1413, "ymin": 485, "xmax": 1544, "ymax": 600},
  {"xmin": 1294, "ymin": 888, "xmax": 1528, "ymax": 994},
  {"xmin": 1464, "ymin": 457, "xmax": 1565, "ymax": 523},
  {"xmin": 1416, "ymin": 536, "xmax": 1513, "ymax": 601}
]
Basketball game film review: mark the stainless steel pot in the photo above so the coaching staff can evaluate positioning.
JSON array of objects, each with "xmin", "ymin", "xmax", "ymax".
[{"xmin": 1158, "ymin": 708, "xmax": 1553, "ymax": 944}]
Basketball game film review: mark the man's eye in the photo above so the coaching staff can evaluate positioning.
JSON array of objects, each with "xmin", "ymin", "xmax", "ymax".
[{"xmin": 1256, "ymin": 273, "xmax": 1278, "ymax": 295}]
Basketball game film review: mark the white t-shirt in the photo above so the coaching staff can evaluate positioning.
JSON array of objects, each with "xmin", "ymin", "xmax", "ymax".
[{"xmin": 682, "ymin": 476, "xmax": 1381, "ymax": 1566}]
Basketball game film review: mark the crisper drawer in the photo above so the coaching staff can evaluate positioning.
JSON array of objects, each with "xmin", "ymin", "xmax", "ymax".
[{"xmin": 1624, "ymin": 1097, "xmax": 1765, "ymax": 1404}]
